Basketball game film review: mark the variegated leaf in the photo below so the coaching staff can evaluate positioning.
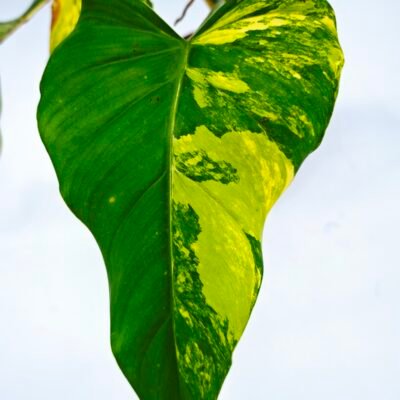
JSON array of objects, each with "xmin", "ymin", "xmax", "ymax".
[{"xmin": 38, "ymin": 0, "xmax": 344, "ymax": 398}]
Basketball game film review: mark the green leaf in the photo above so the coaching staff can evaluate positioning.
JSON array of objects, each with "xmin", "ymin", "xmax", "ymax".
[
  {"xmin": 38, "ymin": 0, "xmax": 344, "ymax": 398},
  {"xmin": 0, "ymin": 0, "xmax": 49, "ymax": 43}
]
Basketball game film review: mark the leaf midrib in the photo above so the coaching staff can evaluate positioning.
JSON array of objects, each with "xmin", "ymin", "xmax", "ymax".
[{"xmin": 167, "ymin": 38, "xmax": 190, "ymax": 398}]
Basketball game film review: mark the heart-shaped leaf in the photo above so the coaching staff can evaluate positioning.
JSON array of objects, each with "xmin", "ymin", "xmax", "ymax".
[{"xmin": 38, "ymin": 0, "xmax": 344, "ymax": 398}]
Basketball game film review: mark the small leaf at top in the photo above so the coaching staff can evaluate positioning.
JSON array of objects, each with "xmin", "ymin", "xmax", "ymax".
[
  {"xmin": 50, "ymin": 0, "xmax": 153, "ymax": 52},
  {"xmin": 38, "ymin": 0, "xmax": 344, "ymax": 399},
  {"xmin": 51, "ymin": 0, "xmax": 82, "ymax": 52}
]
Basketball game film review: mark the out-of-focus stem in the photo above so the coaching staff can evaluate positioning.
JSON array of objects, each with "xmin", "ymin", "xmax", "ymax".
[{"xmin": 0, "ymin": 0, "xmax": 51, "ymax": 44}]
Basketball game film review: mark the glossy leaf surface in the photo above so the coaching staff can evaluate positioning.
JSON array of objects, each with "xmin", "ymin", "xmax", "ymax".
[{"xmin": 38, "ymin": 0, "xmax": 344, "ymax": 398}]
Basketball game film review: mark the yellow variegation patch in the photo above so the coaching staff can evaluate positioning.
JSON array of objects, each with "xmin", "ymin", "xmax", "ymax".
[{"xmin": 173, "ymin": 125, "xmax": 293, "ymax": 338}]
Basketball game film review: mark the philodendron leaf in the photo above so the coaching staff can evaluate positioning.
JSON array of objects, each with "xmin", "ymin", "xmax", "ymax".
[
  {"xmin": 0, "ymin": 0, "xmax": 49, "ymax": 43},
  {"xmin": 38, "ymin": 0, "xmax": 344, "ymax": 398}
]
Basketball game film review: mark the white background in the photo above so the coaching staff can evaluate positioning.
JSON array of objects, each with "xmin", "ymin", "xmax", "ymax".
[{"xmin": 0, "ymin": 0, "xmax": 399, "ymax": 399}]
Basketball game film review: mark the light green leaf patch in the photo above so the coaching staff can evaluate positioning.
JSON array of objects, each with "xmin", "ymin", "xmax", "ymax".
[{"xmin": 38, "ymin": 0, "xmax": 344, "ymax": 398}]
